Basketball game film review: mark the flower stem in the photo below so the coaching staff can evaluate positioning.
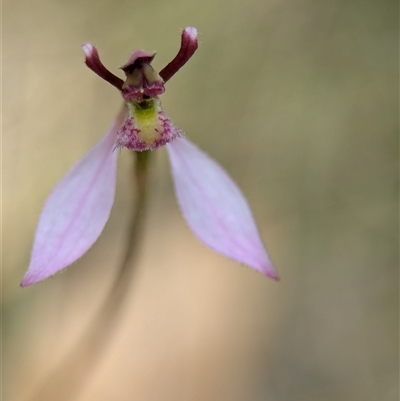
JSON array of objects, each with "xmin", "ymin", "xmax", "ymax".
[{"xmin": 28, "ymin": 150, "xmax": 152, "ymax": 401}]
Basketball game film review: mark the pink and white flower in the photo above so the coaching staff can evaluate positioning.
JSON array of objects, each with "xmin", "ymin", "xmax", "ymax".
[{"xmin": 21, "ymin": 27, "xmax": 278, "ymax": 287}]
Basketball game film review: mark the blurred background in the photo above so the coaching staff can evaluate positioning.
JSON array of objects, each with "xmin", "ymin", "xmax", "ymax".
[{"xmin": 3, "ymin": 0, "xmax": 398, "ymax": 400}]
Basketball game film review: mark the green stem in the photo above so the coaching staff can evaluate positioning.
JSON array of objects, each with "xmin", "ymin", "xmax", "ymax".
[{"xmin": 28, "ymin": 151, "xmax": 152, "ymax": 401}]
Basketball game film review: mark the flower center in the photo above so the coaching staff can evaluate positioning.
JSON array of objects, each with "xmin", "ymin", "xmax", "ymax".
[
  {"xmin": 116, "ymin": 97, "xmax": 183, "ymax": 151},
  {"xmin": 129, "ymin": 99, "xmax": 163, "ymax": 145}
]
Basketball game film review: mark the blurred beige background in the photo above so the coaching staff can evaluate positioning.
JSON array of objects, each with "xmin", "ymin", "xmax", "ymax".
[{"xmin": 3, "ymin": 0, "xmax": 398, "ymax": 400}]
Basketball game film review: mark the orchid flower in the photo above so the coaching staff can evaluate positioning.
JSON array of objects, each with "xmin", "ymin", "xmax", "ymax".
[{"xmin": 21, "ymin": 27, "xmax": 278, "ymax": 287}]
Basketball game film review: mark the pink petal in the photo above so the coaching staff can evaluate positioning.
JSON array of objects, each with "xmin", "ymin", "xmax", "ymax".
[
  {"xmin": 166, "ymin": 137, "xmax": 278, "ymax": 280},
  {"xmin": 21, "ymin": 108, "xmax": 126, "ymax": 287}
]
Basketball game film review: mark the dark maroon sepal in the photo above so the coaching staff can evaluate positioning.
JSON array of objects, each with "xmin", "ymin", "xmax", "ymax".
[
  {"xmin": 120, "ymin": 50, "xmax": 156, "ymax": 73},
  {"xmin": 159, "ymin": 27, "xmax": 198, "ymax": 82},
  {"xmin": 82, "ymin": 43, "xmax": 124, "ymax": 90}
]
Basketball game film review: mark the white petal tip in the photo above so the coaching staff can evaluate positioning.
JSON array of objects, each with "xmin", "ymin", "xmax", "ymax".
[
  {"xmin": 82, "ymin": 43, "xmax": 95, "ymax": 57},
  {"xmin": 183, "ymin": 27, "xmax": 198, "ymax": 40}
]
